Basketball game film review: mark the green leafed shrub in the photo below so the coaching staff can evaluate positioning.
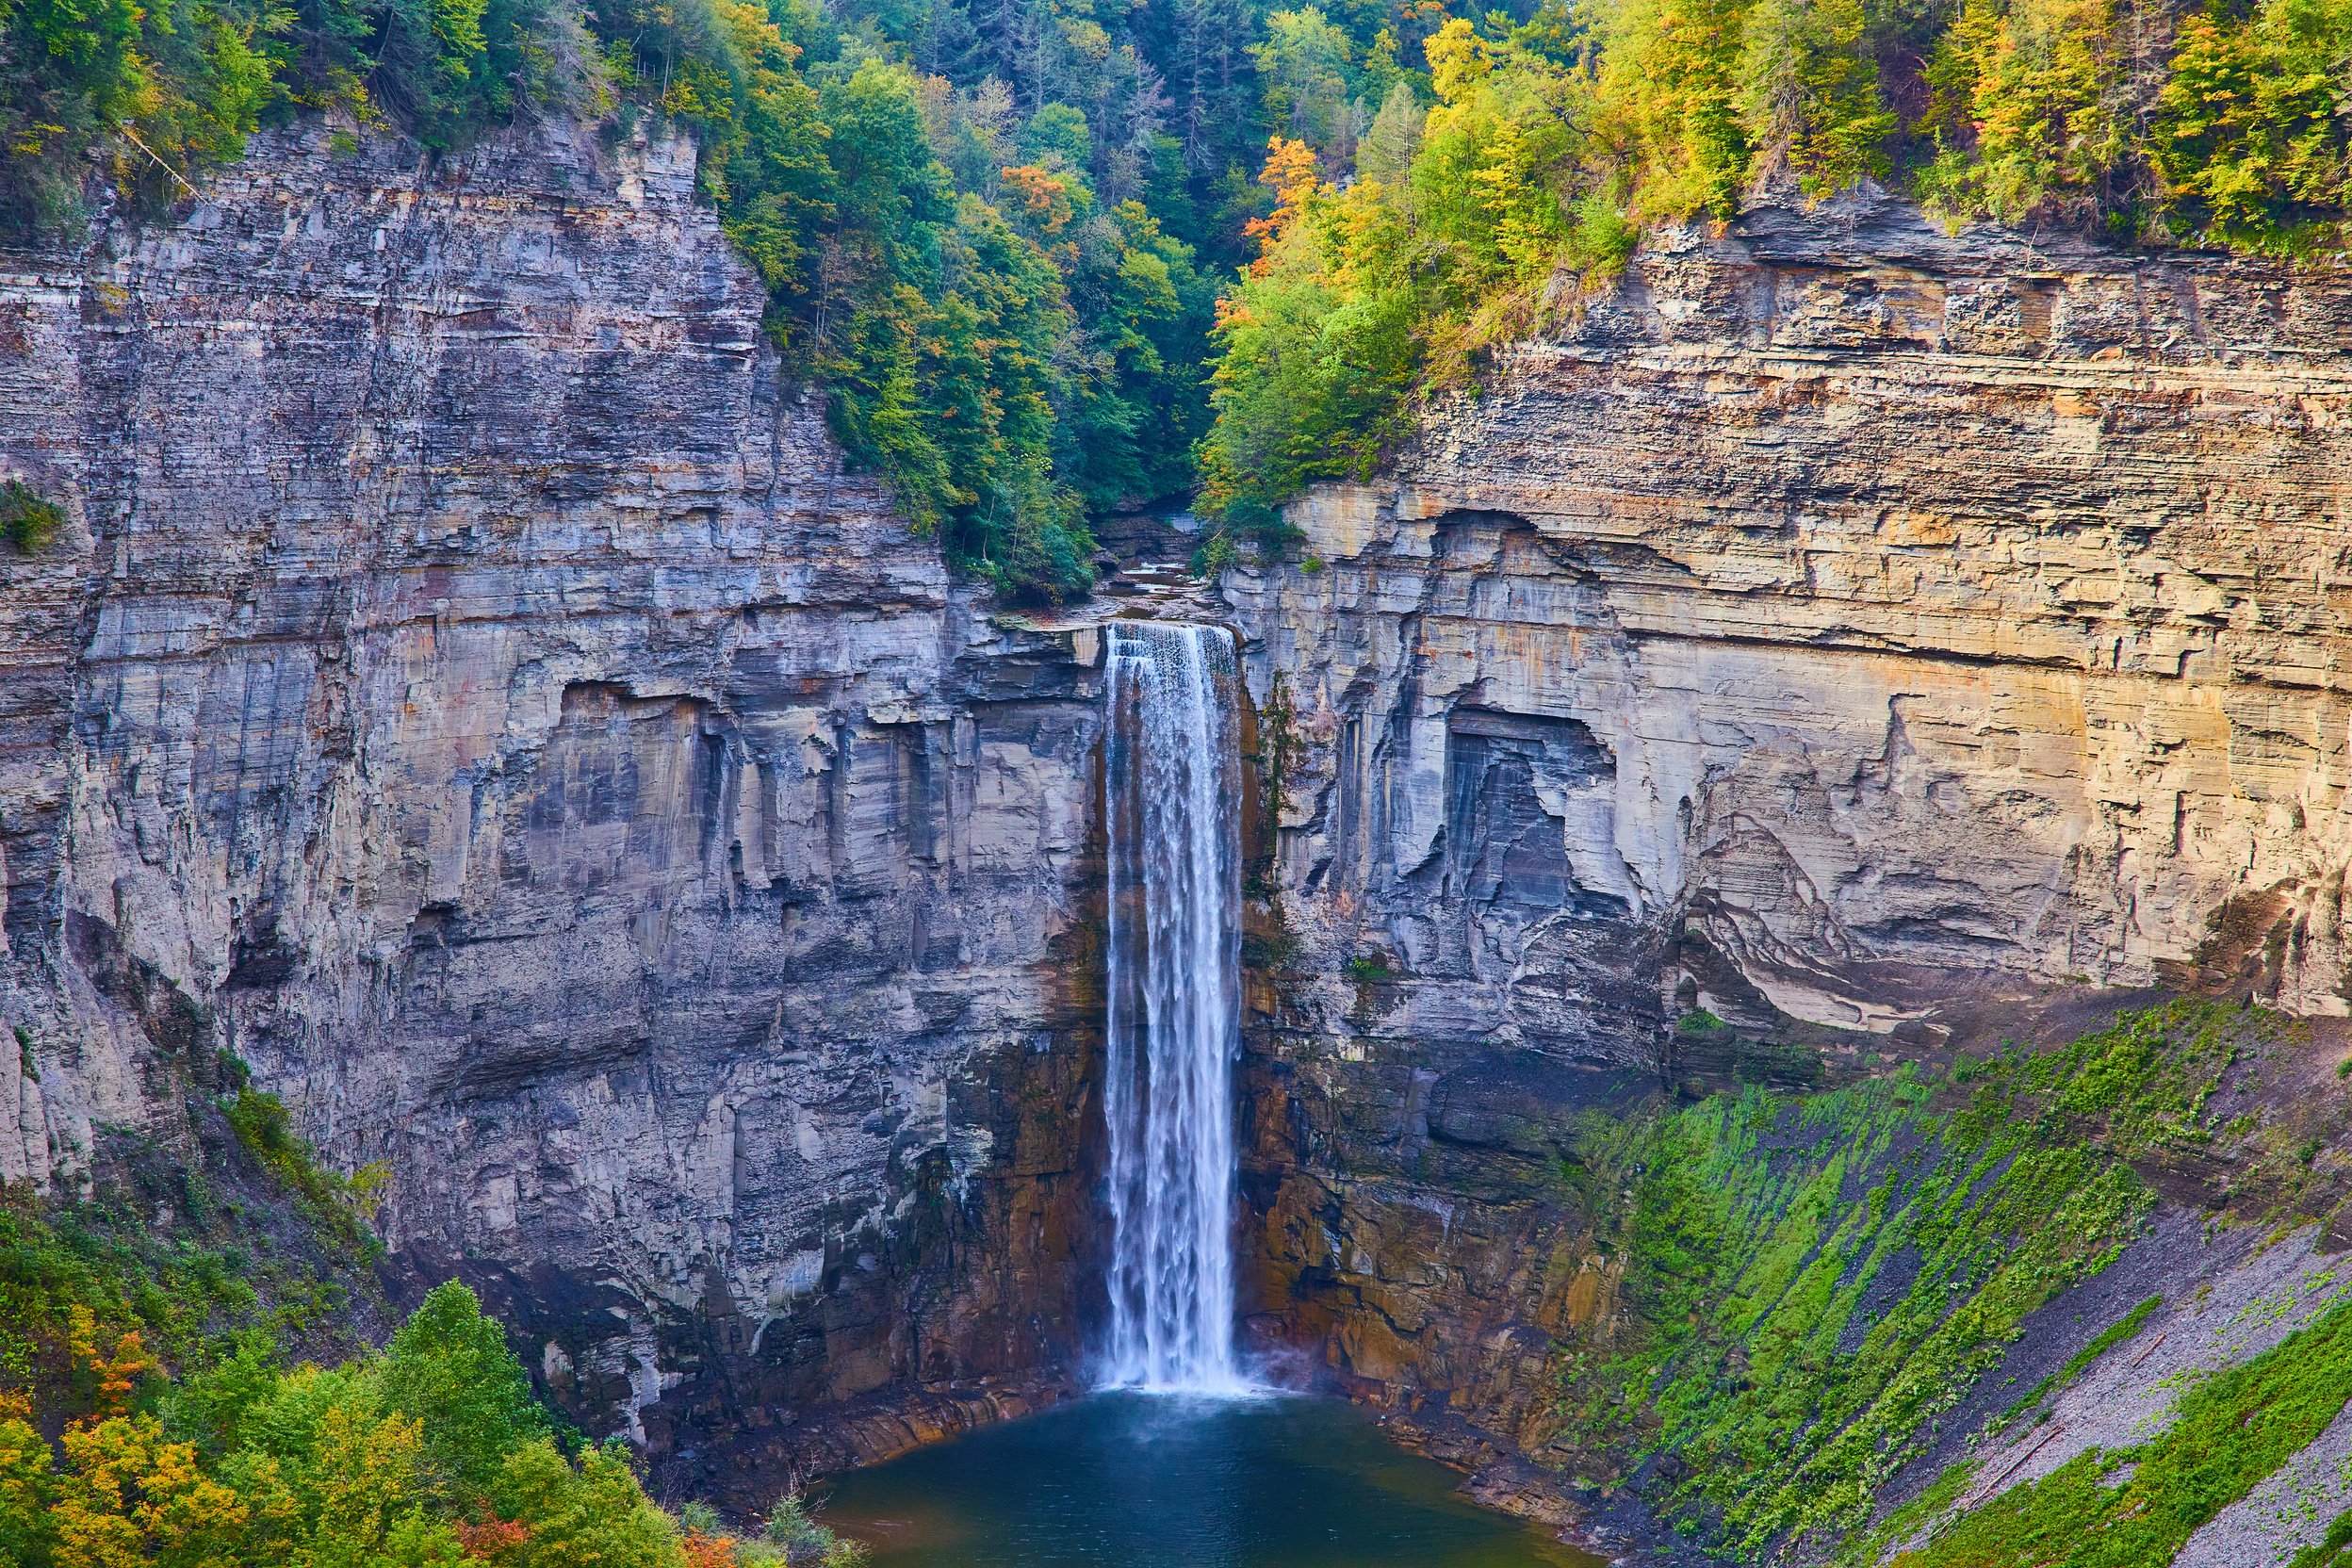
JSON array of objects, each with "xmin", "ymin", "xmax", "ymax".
[{"xmin": 0, "ymin": 482, "xmax": 63, "ymax": 554}]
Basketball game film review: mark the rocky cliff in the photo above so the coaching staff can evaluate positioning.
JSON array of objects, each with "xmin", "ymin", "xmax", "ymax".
[
  {"xmin": 15, "ymin": 110, "xmax": 2352, "ymax": 1556},
  {"xmin": 0, "ymin": 119, "xmax": 1110, "ymax": 1485},
  {"xmin": 1225, "ymin": 187, "xmax": 2352, "ymax": 1538}
]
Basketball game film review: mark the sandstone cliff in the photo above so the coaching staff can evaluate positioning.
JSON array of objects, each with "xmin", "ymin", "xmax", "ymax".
[
  {"xmin": 1227, "ymin": 186, "xmax": 2352, "ymax": 1541},
  {"xmin": 0, "ymin": 119, "xmax": 1108, "ymax": 1480}
]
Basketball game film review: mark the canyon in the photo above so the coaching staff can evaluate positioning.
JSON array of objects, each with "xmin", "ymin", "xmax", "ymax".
[{"xmin": 8, "ymin": 118, "xmax": 2352, "ymax": 1555}]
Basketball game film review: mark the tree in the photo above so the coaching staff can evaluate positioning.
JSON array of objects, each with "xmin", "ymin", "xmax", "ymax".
[
  {"xmin": 1595, "ymin": 0, "xmax": 1753, "ymax": 220},
  {"xmin": 0, "ymin": 1394, "xmax": 49, "ymax": 1566},
  {"xmin": 2151, "ymin": 0, "xmax": 2352, "ymax": 248},
  {"xmin": 1918, "ymin": 0, "xmax": 2138, "ymax": 222},
  {"xmin": 1738, "ymin": 0, "xmax": 1894, "ymax": 194},
  {"xmin": 48, "ymin": 1414, "xmax": 254, "ymax": 1568},
  {"xmin": 1250, "ymin": 8, "xmax": 1358, "ymax": 157},
  {"xmin": 380, "ymin": 1282, "xmax": 547, "ymax": 1495},
  {"xmin": 488, "ymin": 1439, "xmax": 687, "ymax": 1568}
]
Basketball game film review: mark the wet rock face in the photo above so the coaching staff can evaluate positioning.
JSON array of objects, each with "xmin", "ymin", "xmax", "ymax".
[
  {"xmin": 0, "ymin": 121, "xmax": 1107, "ymax": 1467},
  {"xmin": 1228, "ymin": 187, "xmax": 2352, "ymax": 1445}
]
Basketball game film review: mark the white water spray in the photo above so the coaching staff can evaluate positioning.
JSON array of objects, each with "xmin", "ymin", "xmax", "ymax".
[{"xmin": 1101, "ymin": 620, "xmax": 1249, "ymax": 1395}]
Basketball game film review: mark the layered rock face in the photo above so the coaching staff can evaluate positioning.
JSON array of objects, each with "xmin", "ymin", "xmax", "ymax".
[
  {"xmin": 15, "ymin": 108, "xmax": 2352, "ymax": 1534},
  {"xmin": 1227, "ymin": 188, "xmax": 2352, "ymax": 1454},
  {"xmin": 0, "ymin": 122, "xmax": 1107, "ymax": 1468}
]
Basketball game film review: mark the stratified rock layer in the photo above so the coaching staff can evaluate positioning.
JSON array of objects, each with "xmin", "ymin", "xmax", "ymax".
[
  {"xmin": 0, "ymin": 121, "xmax": 1107, "ymax": 1470},
  {"xmin": 1227, "ymin": 188, "xmax": 2352, "ymax": 1490},
  {"xmin": 15, "ymin": 112, "xmax": 2352, "ymax": 1549}
]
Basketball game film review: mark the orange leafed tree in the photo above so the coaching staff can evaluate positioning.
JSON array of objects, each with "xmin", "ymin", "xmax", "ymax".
[{"xmin": 1244, "ymin": 137, "xmax": 1332, "ymax": 270}]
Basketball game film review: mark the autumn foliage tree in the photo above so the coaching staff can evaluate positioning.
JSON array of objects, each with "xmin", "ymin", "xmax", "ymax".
[{"xmin": 0, "ymin": 1282, "xmax": 825, "ymax": 1568}]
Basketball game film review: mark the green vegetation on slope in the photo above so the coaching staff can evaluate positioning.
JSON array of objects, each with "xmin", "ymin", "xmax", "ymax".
[
  {"xmin": 1989, "ymin": 1289, "xmax": 2161, "ymax": 1431},
  {"xmin": 1, "ymin": 1077, "xmax": 853, "ymax": 1567},
  {"xmin": 2296, "ymin": 1509, "xmax": 2352, "ymax": 1568},
  {"xmin": 1894, "ymin": 1290, "xmax": 2352, "ymax": 1566},
  {"xmin": 0, "ymin": 1090, "xmax": 386, "ymax": 1423},
  {"xmin": 0, "ymin": 1278, "xmax": 866, "ymax": 1567},
  {"xmin": 0, "ymin": 482, "xmax": 64, "ymax": 553},
  {"xmin": 1547, "ymin": 1001, "xmax": 2334, "ymax": 1559}
]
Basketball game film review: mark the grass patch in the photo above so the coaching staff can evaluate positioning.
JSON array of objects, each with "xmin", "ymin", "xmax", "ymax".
[
  {"xmin": 0, "ymin": 1193, "xmax": 258, "ymax": 1409},
  {"xmin": 0, "ymin": 1166, "xmax": 369, "ymax": 1429},
  {"xmin": 1838, "ymin": 1460, "xmax": 1979, "ymax": 1568},
  {"xmin": 1898, "ymin": 1293, "xmax": 2352, "ymax": 1566}
]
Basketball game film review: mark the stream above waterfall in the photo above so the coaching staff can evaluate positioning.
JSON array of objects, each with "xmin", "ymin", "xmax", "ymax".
[{"xmin": 818, "ymin": 1391, "xmax": 1606, "ymax": 1568}]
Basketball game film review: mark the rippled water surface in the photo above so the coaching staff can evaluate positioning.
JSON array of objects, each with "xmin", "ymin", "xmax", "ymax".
[{"xmin": 818, "ymin": 1391, "xmax": 1605, "ymax": 1568}]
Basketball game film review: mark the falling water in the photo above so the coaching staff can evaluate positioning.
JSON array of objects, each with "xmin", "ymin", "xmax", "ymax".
[{"xmin": 1102, "ymin": 620, "xmax": 1248, "ymax": 1395}]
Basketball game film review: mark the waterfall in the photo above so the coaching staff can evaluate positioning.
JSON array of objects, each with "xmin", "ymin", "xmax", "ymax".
[{"xmin": 1101, "ymin": 620, "xmax": 1249, "ymax": 1395}]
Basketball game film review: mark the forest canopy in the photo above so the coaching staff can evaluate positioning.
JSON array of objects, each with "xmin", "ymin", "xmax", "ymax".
[
  {"xmin": 1196, "ymin": 0, "xmax": 2352, "ymax": 531},
  {"xmin": 7, "ymin": 0, "xmax": 2352, "ymax": 574}
]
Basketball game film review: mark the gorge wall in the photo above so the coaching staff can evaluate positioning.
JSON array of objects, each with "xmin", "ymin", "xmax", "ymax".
[
  {"xmin": 0, "ymin": 120, "xmax": 1110, "ymax": 1486},
  {"xmin": 13, "ymin": 106, "xmax": 2352, "ymax": 1555},
  {"xmin": 1226, "ymin": 187, "xmax": 2352, "ymax": 1487}
]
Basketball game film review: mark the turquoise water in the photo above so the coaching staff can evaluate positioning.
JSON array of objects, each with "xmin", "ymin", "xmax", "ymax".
[{"xmin": 817, "ymin": 1391, "xmax": 1604, "ymax": 1568}]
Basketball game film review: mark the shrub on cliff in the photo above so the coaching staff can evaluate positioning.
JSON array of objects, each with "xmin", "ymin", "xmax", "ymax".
[
  {"xmin": 597, "ymin": 15, "xmax": 1223, "ymax": 600},
  {"xmin": 1195, "ymin": 4, "xmax": 1884, "ymax": 543},
  {"xmin": 0, "ymin": 0, "xmax": 601, "ymax": 228},
  {"xmin": 1197, "ymin": 20, "xmax": 1639, "ymax": 538},
  {"xmin": 0, "ymin": 482, "xmax": 64, "ymax": 554}
]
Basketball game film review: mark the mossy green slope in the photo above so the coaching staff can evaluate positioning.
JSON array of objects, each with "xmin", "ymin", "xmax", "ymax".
[
  {"xmin": 1894, "ymin": 1291, "xmax": 2352, "ymax": 1566},
  {"xmin": 1550, "ymin": 1001, "xmax": 2344, "ymax": 1560}
]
